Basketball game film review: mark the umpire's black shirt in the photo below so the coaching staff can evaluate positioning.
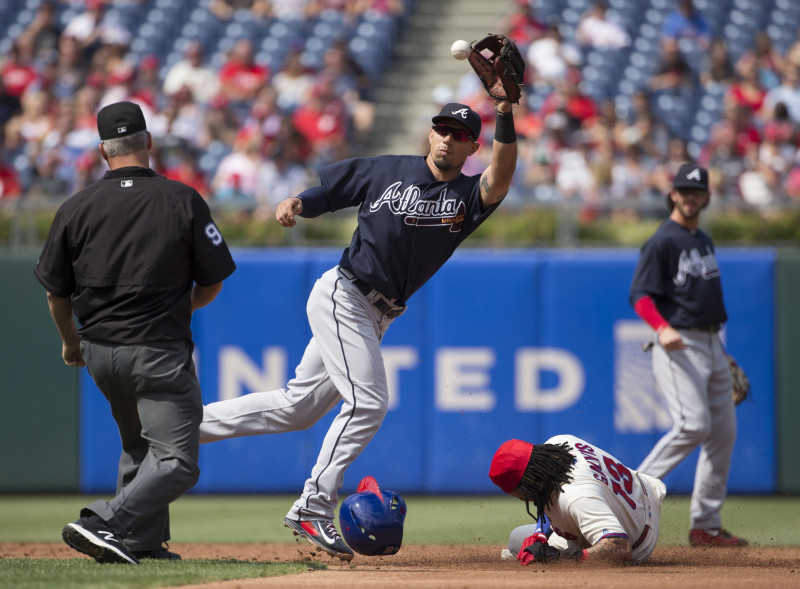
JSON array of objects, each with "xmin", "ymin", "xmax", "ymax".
[{"xmin": 35, "ymin": 166, "xmax": 236, "ymax": 344}]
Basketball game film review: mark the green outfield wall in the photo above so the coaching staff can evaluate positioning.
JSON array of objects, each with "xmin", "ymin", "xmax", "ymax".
[
  {"xmin": 0, "ymin": 253, "xmax": 80, "ymax": 492},
  {"xmin": 776, "ymin": 251, "xmax": 800, "ymax": 493}
]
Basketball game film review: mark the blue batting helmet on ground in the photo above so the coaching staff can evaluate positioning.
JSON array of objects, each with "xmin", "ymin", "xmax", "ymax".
[{"xmin": 339, "ymin": 476, "xmax": 407, "ymax": 556}]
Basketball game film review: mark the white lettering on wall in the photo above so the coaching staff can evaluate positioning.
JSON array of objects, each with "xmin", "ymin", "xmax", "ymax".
[
  {"xmin": 219, "ymin": 346, "xmax": 287, "ymax": 401},
  {"xmin": 435, "ymin": 347, "xmax": 496, "ymax": 411},
  {"xmin": 382, "ymin": 346, "xmax": 419, "ymax": 410},
  {"xmin": 514, "ymin": 348, "xmax": 584, "ymax": 411}
]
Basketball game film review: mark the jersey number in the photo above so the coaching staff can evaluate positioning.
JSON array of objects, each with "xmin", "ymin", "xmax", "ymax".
[
  {"xmin": 603, "ymin": 456, "xmax": 636, "ymax": 510},
  {"xmin": 205, "ymin": 223, "xmax": 223, "ymax": 246}
]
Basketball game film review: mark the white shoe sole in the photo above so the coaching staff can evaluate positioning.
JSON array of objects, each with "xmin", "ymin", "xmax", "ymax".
[
  {"xmin": 284, "ymin": 518, "xmax": 354, "ymax": 561},
  {"xmin": 62, "ymin": 523, "xmax": 139, "ymax": 564}
]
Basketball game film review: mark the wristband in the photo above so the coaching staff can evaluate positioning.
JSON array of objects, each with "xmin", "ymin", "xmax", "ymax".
[{"xmin": 494, "ymin": 110, "xmax": 516, "ymax": 144}]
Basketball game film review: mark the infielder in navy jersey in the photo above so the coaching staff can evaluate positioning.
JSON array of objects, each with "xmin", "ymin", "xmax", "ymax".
[
  {"xmin": 629, "ymin": 163, "xmax": 747, "ymax": 547},
  {"xmin": 200, "ymin": 97, "xmax": 519, "ymax": 560}
]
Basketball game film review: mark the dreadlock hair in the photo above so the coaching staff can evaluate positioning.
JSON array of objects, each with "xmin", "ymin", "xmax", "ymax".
[{"xmin": 515, "ymin": 442, "xmax": 575, "ymax": 519}]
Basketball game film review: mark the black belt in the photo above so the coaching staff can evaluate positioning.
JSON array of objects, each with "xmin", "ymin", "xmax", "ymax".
[
  {"xmin": 685, "ymin": 324, "xmax": 722, "ymax": 333},
  {"xmin": 339, "ymin": 268, "xmax": 406, "ymax": 320}
]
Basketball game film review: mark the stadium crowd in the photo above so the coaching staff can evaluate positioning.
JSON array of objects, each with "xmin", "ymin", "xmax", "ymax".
[{"xmin": 2, "ymin": 0, "xmax": 800, "ymax": 216}]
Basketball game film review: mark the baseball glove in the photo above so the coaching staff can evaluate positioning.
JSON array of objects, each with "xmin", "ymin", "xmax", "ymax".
[
  {"xmin": 727, "ymin": 353, "xmax": 750, "ymax": 405},
  {"xmin": 467, "ymin": 33, "xmax": 525, "ymax": 104}
]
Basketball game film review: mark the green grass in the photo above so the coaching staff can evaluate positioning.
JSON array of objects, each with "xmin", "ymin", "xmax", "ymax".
[
  {"xmin": 1, "ymin": 494, "xmax": 798, "ymax": 589},
  {"xmin": 0, "ymin": 558, "xmax": 323, "ymax": 589}
]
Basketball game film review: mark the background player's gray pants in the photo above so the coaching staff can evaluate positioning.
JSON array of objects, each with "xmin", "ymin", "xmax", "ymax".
[
  {"xmin": 200, "ymin": 267, "xmax": 396, "ymax": 521},
  {"xmin": 637, "ymin": 330, "xmax": 736, "ymax": 530},
  {"xmin": 80, "ymin": 340, "xmax": 202, "ymax": 551}
]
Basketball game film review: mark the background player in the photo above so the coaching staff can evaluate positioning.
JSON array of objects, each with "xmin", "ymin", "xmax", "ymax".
[
  {"xmin": 199, "ymin": 94, "xmax": 520, "ymax": 561},
  {"xmin": 629, "ymin": 163, "xmax": 747, "ymax": 547},
  {"xmin": 489, "ymin": 435, "xmax": 666, "ymax": 564}
]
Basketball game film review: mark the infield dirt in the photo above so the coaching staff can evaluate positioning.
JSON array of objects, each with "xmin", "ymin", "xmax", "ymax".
[{"xmin": 4, "ymin": 542, "xmax": 799, "ymax": 588}]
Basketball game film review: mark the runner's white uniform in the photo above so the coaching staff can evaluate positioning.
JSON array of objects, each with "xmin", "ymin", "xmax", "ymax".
[{"xmin": 508, "ymin": 435, "xmax": 666, "ymax": 562}]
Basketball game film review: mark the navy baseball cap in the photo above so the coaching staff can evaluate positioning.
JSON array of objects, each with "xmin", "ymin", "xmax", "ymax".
[
  {"xmin": 97, "ymin": 101, "xmax": 147, "ymax": 140},
  {"xmin": 432, "ymin": 103, "xmax": 481, "ymax": 141},
  {"xmin": 672, "ymin": 163, "xmax": 709, "ymax": 191}
]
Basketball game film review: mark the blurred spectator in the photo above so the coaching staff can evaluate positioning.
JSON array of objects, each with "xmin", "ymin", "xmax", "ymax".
[
  {"xmin": 726, "ymin": 59, "xmax": 768, "ymax": 119},
  {"xmin": 357, "ymin": 0, "xmax": 405, "ymax": 19},
  {"xmin": 610, "ymin": 143, "xmax": 656, "ymax": 202},
  {"xmin": 575, "ymin": 1, "xmax": 631, "ymax": 50},
  {"xmin": 540, "ymin": 69, "xmax": 599, "ymax": 133},
  {"xmin": 62, "ymin": 0, "xmax": 132, "ymax": 60},
  {"xmin": 648, "ymin": 37, "xmax": 695, "ymax": 94},
  {"xmin": 0, "ymin": 144, "xmax": 22, "ymax": 200},
  {"xmin": 21, "ymin": 1, "xmax": 63, "ymax": 63},
  {"xmin": 500, "ymin": 0, "xmax": 547, "ymax": 54},
  {"xmin": 271, "ymin": 48, "xmax": 315, "ymax": 113},
  {"xmin": 211, "ymin": 135, "xmax": 262, "ymax": 204},
  {"xmin": 306, "ymin": 0, "xmax": 362, "ymax": 28},
  {"xmin": 217, "ymin": 39, "xmax": 269, "ymax": 104},
  {"xmin": 614, "ymin": 90, "xmax": 671, "ymax": 159},
  {"xmin": 701, "ymin": 102, "xmax": 761, "ymax": 199},
  {"xmin": 553, "ymin": 129, "xmax": 596, "ymax": 201},
  {"xmin": 317, "ymin": 41, "xmax": 375, "ymax": 145},
  {"xmin": 763, "ymin": 66, "xmax": 800, "ymax": 124},
  {"xmin": 292, "ymin": 74, "xmax": 349, "ymax": 166},
  {"xmin": 199, "ymin": 95, "xmax": 241, "ymax": 149},
  {"xmin": 526, "ymin": 22, "xmax": 582, "ymax": 89},
  {"xmin": 1, "ymin": 39, "xmax": 41, "ymax": 98},
  {"xmin": 209, "ymin": 0, "xmax": 272, "ymax": 20},
  {"xmin": 0, "ymin": 78, "xmax": 22, "ymax": 142},
  {"xmin": 133, "ymin": 55, "xmax": 162, "ymax": 112},
  {"xmin": 159, "ymin": 137, "xmax": 210, "ymax": 198},
  {"xmin": 235, "ymin": 86, "xmax": 284, "ymax": 151},
  {"xmin": 32, "ymin": 99, "xmax": 76, "ymax": 198},
  {"xmin": 700, "ymin": 38, "xmax": 736, "ymax": 91},
  {"xmin": 163, "ymin": 41, "xmax": 221, "ymax": 104},
  {"xmin": 5, "ymin": 89, "xmax": 54, "ymax": 158},
  {"xmin": 735, "ymin": 30, "xmax": 784, "ymax": 92},
  {"xmin": 148, "ymin": 86, "xmax": 206, "ymax": 148},
  {"xmin": 50, "ymin": 35, "xmax": 88, "ymax": 100},
  {"xmin": 253, "ymin": 139, "xmax": 312, "ymax": 219},
  {"xmin": 660, "ymin": 0, "xmax": 711, "ymax": 50}
]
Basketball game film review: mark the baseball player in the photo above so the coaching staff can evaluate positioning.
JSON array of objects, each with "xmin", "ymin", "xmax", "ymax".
[
  {"xmin": 490, "ymin": 435, "xmax": 666, "ymax": 564},
  {"xmin": 629, "ymin": 163, "xmax": 747, "ymax": 547},
  {"xmin": 199, "ymin": 93, "xmax": 520, "ymax": 559}
]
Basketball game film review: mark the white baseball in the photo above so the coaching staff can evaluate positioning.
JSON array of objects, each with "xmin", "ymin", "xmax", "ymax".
[{"xmin": 450, "ymin": 39, "xmax": 471, "ymax": 60}]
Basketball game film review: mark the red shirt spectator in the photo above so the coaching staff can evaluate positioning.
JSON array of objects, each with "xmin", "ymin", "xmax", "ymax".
[
  {"xmin": 218, "ymin": 39, "xmax": 269, "ymax": 102},
  {"xmin": 1, "ymin": 41, "xmax": 39, "ymax": 97}
]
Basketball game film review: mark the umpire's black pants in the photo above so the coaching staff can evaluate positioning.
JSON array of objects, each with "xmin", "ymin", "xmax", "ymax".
[{"xmin": 80, "ymin": 339, "xmax": 202, "ymax": 551}]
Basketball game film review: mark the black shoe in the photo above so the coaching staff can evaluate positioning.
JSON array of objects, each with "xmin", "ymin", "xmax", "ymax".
[
  {"xmin": 62, "ymin": 518, "xmax": 139, "ymax": 564},
  {"xmin": 284, "ymin": 517, "xmax": 354, "ymax": 561},
  {"xmin": 132, "ymin": 545, "xmax": 182, "ymax": 560}
]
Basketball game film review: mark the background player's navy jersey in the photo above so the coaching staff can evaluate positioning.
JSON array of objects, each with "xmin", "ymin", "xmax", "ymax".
[
  {"xmin": 629, "ymin": 219, "xmax": 727, "ymax": 328},
  {"xmin": 320, "ymin": 155, "xmax": 499, "ymax": 302}
]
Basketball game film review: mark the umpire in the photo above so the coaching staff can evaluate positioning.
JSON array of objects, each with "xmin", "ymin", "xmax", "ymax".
[{"xmin": 34, "ymin": 101, "xmax": 236, "ymax": 564}]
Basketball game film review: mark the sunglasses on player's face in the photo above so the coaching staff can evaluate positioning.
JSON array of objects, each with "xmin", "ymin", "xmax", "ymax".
[{"xmin": 432, "ymin": 123, "xmax": 475, "ymax": 143}]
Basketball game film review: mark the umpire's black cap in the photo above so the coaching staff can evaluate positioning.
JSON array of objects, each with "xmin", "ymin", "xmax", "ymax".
[
  {"xmin": 432, "ymin": 103, "xmax": 481, "ymax": 141},
  {"xmin": 97, "ymin": 101, "xmax": 147, "ymax": 140}
]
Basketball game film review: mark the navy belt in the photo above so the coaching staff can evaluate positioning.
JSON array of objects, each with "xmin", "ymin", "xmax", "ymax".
[{"xmin": 339, "ymin": 268, "xmax": 406, "ymax": 320}]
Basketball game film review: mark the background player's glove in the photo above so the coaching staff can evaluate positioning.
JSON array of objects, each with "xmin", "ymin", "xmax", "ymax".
[
  {"xmin": 727, "ymin": 353, "xmax": 750, "ymax": 405},
  {"xmin": 517, "ymin": 533, "xmax": 560, "ymax": 565},
  {"xmin": 467, "ymin": 33, "xmax": 525, "ymax": 104}
]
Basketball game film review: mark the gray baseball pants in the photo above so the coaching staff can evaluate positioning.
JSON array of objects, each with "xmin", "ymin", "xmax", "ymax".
[
  {"xmin": 80, "ymin": 339, "xmax": 202, "ymax": 551},
  {"xmin": 200, "ymin": 266, "xmax": 395, "ymax": 522},
  {"xmin": 637, "ymin": 330, "xmax": 736, "ymax": 530}
]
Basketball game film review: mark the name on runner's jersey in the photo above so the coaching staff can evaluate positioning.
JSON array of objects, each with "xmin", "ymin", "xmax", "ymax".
[
  {"xmin": 370, "ymin": 182, "xmax": 460, "ymax": 218},
  {"xmin": 673, "ymin": 246, "xmax": 720, "ymax": 286}
]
